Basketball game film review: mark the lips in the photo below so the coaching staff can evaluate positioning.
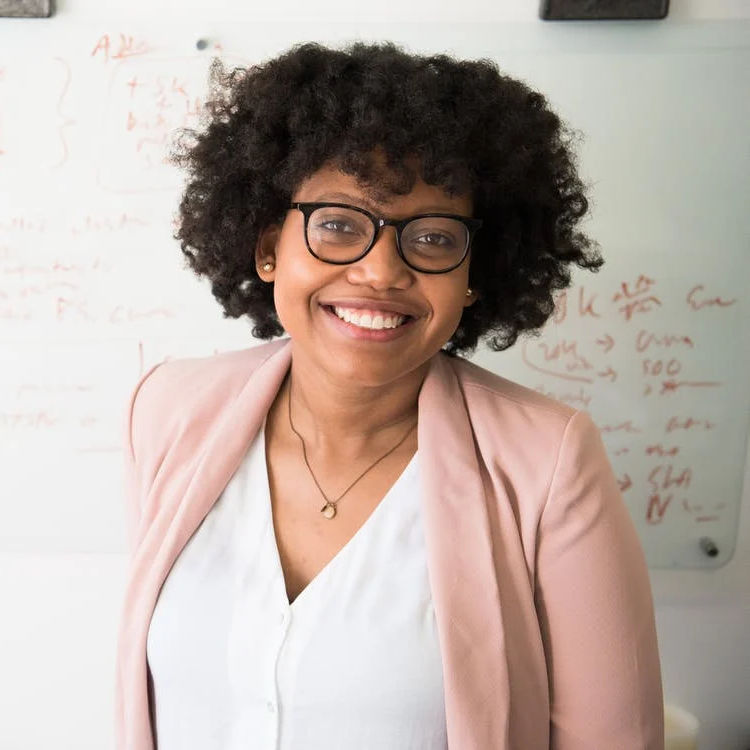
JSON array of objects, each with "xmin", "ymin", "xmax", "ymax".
[
  {"xmin": 321, "ymin": 304, "xmax": 412, "ymax": 323},
  {"xmin": 318, "ymin": 299, "xmax": 421, "ymax": 318},
  {"xmin": 320, "ymin": 303, "xmax": 417, "ymax": 341},
  {"xmin": 326, "ymin": 305, "xmax": 408, "ymax": 328}
]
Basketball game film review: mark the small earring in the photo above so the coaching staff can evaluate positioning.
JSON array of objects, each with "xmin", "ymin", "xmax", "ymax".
[
  {"xmin": 262, "ymin": 262, "xmax": 275, "ymax": 272},
  {"xmin": 466, "ymin": 288, "xmax": 473, "ymax": 297}
]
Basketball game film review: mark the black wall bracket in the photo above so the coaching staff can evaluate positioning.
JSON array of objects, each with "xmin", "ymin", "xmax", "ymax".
[
  {"xmin": 0, "ymin": 0, "xmax": 54, "ymax": 17},
  {"xmin": 540, "ymin": 0, "xmax": 669, "ymax": 20}
]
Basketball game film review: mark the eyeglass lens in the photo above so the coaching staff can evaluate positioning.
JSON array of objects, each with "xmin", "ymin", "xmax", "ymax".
[{"xmin": 306, "ymin": 206, "xmax": 469, "ymax": 272}]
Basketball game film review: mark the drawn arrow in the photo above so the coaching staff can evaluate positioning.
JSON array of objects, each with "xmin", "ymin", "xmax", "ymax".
[
  {"xmin": 617, "ymin": 474, "xmax": 633, "ymax": 492},
  {"xmin": 597, "ymin": 366, "xmax": 617, "ymax": 382},
  {"xmin": 595, "ymin": 334, "xmax": 614, "ymax": 353}
]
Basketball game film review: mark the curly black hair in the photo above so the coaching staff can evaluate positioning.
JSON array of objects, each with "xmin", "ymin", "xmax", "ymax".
[{"xmin": 170, "ymin": 41, "xmax": 602, "ymax": 357}]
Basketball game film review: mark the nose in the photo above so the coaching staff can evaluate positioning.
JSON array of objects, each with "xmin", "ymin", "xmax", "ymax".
[{"xmin": 345, "ymin": 226, "xmax": 414, "ymax": 290}]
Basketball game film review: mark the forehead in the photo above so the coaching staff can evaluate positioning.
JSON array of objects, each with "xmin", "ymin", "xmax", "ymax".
[{"xmin": 293, "ymin": 163, "xmax": 473, "ymax": 217}]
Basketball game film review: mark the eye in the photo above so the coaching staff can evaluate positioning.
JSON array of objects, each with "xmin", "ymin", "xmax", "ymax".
[
  {"xmin": 402, "ymin": 217, "xmax": 465, "ymax": 254},
  {"xmin": 414, "ymin": 232, "xmax": 453, "ymax": 246},
  {"xmin": 320, "ymin": 219, "xmax": 357, "ymax": 234}
]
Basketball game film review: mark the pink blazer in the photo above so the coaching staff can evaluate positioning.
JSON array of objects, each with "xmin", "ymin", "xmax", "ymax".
[{"xmin": 114, "ymin": 337, "xmax": 664, "ymax": 749}]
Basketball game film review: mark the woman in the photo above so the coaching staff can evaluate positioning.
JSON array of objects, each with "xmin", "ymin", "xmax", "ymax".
[{"xmin": 115, "ymin": 42, "xmax": 664, "ymax": 749}]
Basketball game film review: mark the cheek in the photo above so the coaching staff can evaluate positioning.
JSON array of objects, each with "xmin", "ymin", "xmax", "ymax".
[
  {"xmin": 271, "ymin": 256, "xmax": 335, "ymax": 330},
  {"xmin": 272, "ymin": 271, "xmax": 308, "ymax": 327},
  {"xmin": 271, "ymin": 234, "xmax": 311, "ymax": 313},
  {"xmin": 431, "ymin": 284, "xmax": 470, "ymax": 329}
]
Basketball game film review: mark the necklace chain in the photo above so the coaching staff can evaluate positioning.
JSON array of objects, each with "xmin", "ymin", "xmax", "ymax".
[{"xmin": 286, "ymin": 372, "xmax": 417, "ymax": 519}]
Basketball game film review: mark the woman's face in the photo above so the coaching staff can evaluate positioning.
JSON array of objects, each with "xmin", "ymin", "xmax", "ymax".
[{"xmin": 255, "ymin": 161, "xmax": 477, "ymax": 387}]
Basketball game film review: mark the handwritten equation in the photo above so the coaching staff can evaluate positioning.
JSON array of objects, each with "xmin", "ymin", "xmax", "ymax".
[
  {"xmin": 0, "ymin": 213, "xmax": 188, "ymax": 328},
  {"xmin": 514, "ymin": 272, "xmax": 740, "ymax": 535},
  {"xmin": 525, "ymin": 275, "xmax": 734, "ymax": 396},
  {"xmin": 93, "ymin": 43, "xmax": 246, "ymax": 192},
  {"xmin": 1, "ymin": 338, "xmax": 229, "ymax": 454}
]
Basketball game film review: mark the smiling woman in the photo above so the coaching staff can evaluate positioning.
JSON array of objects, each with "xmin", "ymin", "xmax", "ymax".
[
  {"xmin": 115, "ymin": 41, "xmax": 664, "ymax": 750},
  {"xmin": 253, "ymin": 161, "xmax": 480, "ymax": 389}
]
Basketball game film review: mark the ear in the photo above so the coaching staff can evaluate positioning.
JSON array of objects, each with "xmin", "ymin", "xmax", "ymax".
[
  {"xmin": 463, "ymin": 289, "xmax": 479, "ymax": 308},
  {"xmin": 255, "ymin": 225, "xmax": 281, "ymax": 282}
]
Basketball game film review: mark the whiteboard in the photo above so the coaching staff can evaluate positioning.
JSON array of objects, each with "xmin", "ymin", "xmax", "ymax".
[{"xmin": 1, "ymin": 19, "xmax": 748, "ymax": 568}]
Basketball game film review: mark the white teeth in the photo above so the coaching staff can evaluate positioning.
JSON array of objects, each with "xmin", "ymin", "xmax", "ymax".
[{"xmin": 332, "ymin": 306, "xmax": 407, "ymax": 330}]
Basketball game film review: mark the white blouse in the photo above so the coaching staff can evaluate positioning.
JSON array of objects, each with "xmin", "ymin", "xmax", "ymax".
[{"xmin": 146, "ymin": 416, "xmax": 447, "ymax": 750}]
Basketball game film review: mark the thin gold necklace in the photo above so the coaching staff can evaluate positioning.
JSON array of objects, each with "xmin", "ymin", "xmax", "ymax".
[{"xmin": 286, "ymin": 372, "xmax": 417, "ymax": 519}]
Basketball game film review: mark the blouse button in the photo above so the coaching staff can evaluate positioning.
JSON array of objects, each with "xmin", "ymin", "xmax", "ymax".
[{"xmin": 266, "ymin": 700, "xmax": 277, "ymax": 713}]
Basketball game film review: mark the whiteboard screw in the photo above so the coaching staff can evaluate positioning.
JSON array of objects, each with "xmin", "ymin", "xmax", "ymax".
[{"xmin": 699, "ymin": 537, "xmax": 718, "ymax": 557}]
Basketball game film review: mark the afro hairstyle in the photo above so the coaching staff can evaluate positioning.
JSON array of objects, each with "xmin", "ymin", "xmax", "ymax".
[{"xmin": 170, "ymin": 40, "xmax": 603, "ymax": 357}]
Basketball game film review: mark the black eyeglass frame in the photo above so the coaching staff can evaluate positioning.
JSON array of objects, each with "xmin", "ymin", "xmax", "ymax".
[{"xmin": 289, "ymin": 202, "xmax": 483, "ymax": 274}]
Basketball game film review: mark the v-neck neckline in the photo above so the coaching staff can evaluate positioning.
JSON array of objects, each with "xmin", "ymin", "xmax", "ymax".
[{"xmin": 258, "ymin": 416, "xmax": 419, "ymax": 610}]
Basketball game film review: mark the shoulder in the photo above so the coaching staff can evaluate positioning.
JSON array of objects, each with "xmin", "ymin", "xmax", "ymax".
[
  {"xmin": 444, "ymin": 352, "xmax": 577, "ymax": 425},
  {"xmin": 124, "ymin": 338, "xmax": 288, "ymax": 463},
  {"xmin": 440, "ymin": 354, "xmax": 614, "ymax": 520},
  {"xmin": 439, "ymin": 352, "xmax": 606, "ymax": 473},
  {"xmin": 134, "ymin": 338, "xmax": 287, "ymax": 405}
]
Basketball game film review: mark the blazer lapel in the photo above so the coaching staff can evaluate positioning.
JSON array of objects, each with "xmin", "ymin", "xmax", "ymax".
[
  {"xmin": 419, "ymin": 352, "xmax": 511, "ymax": 749},
  {"xmin": 157, "ymin": 341, "xmax": 293, "ymax": 572},
  {"xmin": 122, "ymin": 341, "xmax": 293, "ymax": 749}
]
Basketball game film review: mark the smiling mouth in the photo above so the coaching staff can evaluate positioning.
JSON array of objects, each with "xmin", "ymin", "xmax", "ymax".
[{"xmin": 321, "ymin": 305, "xmax": 415, "ymax": 330}]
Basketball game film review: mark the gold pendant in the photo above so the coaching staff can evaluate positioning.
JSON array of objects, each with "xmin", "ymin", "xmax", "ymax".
[{"xmin": 320, "ymin": 502, "xmax": 337, "ymax": 519}]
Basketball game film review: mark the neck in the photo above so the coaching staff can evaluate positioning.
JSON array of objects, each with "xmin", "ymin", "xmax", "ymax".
[{"xmin": 278, "ymin": 348, "xmax": 428, "ymax": 461}]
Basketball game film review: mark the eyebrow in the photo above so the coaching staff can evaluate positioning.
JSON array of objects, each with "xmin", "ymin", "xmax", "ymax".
[{"xmin": 312, "ymin": 191, "xmax": 463, "ymax": 216}]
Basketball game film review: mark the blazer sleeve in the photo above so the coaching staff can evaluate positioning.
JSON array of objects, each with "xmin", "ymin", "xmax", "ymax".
[
  {"xmin": 534, "ymin": 410, "xmax": 665, "ymax": 750},
  {"xmin": 121, "ymin": 361, "xmax": 167, "ymax": 558}
]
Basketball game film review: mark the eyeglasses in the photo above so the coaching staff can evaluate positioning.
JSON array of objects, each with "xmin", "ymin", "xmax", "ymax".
[{"xmin": 289, "ymin": 202, "xmax": 482, "ymax": 274}]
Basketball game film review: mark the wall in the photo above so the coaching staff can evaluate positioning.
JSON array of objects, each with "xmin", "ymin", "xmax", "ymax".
[{"xmin": 0, "ymin": 1, "xmax": 748, "ymax": 748}]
